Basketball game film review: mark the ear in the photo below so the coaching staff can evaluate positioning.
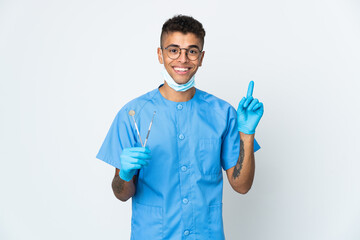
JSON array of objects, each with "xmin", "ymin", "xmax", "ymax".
[
  {"xmin": 198, "ymin": 51, "xmax": 205, "ymax": 67},
  {"xmin": 157, "ymin": 48, "xmax": 163, "ymax": 64}
]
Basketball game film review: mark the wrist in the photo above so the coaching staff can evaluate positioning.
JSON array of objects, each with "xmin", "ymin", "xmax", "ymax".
[
  {"xmin": 238, "ymin": 126, "xmax": 255, "ymax": 135},
  {"xmin": 119, "ymin": 170, "xmax": 134, "ymax": 182},
  {"xmin": 239, "ymin": 131, "xmax": 255, "ymax": 141}
]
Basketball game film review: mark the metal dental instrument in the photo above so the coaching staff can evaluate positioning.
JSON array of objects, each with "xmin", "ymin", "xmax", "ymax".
[
  {"xmin": 128, "ymin": 110, "xmax": 156, "ymax": 147},
  {"xmin": 144, "ymin": 111, "xmax": 156, "ymax": 147},
  {"xmin": 128, "ymin": 110, "xmax": 143, "ymax": 147}
]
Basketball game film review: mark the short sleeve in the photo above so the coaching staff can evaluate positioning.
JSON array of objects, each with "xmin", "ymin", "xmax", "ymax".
[
  {"xmin": 96, "ymin": 107, "xmax": 136, "ymax": 169},
  {"xmin": 221, "ymin": 107, "xmax": 261, "ymax": 171}
]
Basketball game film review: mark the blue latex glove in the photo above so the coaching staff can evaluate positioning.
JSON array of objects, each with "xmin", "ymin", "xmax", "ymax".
[
  {"xmin": 119, "ymin": 147, "xmax": 151, "ymax": 182},
  {"xmin": 237, "ymin": 81, "xmax": 264, "ymax": 134}
]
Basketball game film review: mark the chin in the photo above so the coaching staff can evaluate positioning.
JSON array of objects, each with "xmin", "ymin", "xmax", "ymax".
[
  {"xmin": 172, "ymin": 74, "xmax": 194, "ymax": 85},
  {"xmin": 174, "ymin": 79, "xmax": 190, "ymax": 84}
]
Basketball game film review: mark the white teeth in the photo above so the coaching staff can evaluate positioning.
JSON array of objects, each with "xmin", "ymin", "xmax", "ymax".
[{"xmin": 174, "ymin": 67, "xmax": 189, "ymax": 72}]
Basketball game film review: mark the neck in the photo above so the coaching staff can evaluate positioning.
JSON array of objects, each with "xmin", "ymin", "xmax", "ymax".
[{"xmin": 159, "ymin": 81, "xmax": 196, "ymax": 102}]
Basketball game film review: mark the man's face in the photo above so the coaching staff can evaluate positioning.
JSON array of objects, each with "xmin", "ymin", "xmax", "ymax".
[{"xmin": 157, "ymin": 32, "xmax": 205, "ymax": 84}]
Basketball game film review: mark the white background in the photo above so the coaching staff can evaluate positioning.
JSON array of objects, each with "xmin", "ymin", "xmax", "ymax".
[{"xmin": 1, "ymin": 0, "xmax": 359, "ymax": 239}]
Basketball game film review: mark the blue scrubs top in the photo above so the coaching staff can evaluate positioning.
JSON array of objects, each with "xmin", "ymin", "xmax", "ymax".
[{"xmin": 97, "ymin": 86, "xmax": 260, "ymax": 240}]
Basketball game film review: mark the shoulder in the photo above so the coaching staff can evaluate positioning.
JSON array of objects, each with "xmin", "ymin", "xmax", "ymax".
[
  {"xmin": 118, "ymin": 88, "xmax": 160, "ymax": 116},
  {"xmin": 196, "ymin": 89, "xmax": 237, "ymax": 120}
]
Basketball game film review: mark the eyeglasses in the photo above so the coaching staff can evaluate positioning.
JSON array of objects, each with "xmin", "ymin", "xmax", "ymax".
[{"xmin": 162, "ymin": 46, "xmax": 203, "ymax": 61}]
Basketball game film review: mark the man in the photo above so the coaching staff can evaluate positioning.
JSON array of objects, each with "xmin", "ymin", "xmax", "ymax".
[{"xmin": 96, "ymin": 15, "xmax": 264, "ymax": 240}]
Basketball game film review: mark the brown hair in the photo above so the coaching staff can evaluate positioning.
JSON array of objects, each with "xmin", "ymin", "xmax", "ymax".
[{"xmin": 160, "ymin": 15, "xmax": 206, "ymax": 49}]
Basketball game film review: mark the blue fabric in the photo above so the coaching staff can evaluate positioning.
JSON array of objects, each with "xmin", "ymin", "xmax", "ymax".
[{"xmin": 96, "ymin": 86, "xmax": 260, "ymax": 240}]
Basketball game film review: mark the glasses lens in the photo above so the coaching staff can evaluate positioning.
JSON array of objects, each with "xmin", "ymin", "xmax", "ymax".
[
  {"xmin": 166, "ymin": 47, "xmax": 180, "ymax": 60},
  {"xmin": 187, "ymin": 47, "xmax": 200, "ymax": 60}
]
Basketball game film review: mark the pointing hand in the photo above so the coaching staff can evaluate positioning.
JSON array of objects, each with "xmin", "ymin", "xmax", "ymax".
[{"xmin": 237, "ymin": 81, "xmax": 264, "ymax": 134}]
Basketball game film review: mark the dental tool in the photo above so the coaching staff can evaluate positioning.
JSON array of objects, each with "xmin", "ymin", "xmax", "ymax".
[
  {"xmin": 128, "ymin": 110, "xmax": 156, "ymax": 147},
  {"xmin": 128, "ymin": 110, "xmax": 143, "ymax": 147},
  {"xmin": 144, "ymin": 111, "xmax": 156, "ymax": 147}
]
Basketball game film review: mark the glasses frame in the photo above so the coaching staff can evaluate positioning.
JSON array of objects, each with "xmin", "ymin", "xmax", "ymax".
[{"xmin": 162, "ymin": 46, "xmax": 203, "ymax": 61}]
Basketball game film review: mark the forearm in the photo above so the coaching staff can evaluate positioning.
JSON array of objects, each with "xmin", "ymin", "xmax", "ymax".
[
  {"xmin": 112, "ymin": 168, "xmax": 136, "ymax": 201},
  {"xmin": 231, "ymin": 132, "xmax": 255, "ymax": 194}
]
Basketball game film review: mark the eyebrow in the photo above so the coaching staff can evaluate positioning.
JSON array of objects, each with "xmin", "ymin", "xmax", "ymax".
[{"xmin": 165, "ymin": 44, "xmax": 201, "ymax": 50}]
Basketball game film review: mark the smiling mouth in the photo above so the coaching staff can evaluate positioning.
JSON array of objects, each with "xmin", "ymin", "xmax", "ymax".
[{"xmin": 173, "ymin": 67, "xmax": 191, "ymax": 74}]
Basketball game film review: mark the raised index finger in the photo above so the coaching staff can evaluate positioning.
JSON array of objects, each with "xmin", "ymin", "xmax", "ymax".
[{"xmin": 246, "ymin": 81, "xmax": 254, "ymax": 97}]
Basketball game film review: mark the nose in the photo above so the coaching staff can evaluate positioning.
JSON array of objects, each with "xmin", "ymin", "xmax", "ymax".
[{"xmin": 177, "ymin": 49, "xmax": 189, "ymax": 63}]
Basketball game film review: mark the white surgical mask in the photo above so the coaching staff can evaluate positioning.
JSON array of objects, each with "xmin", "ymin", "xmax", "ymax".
[{"xmin": 161, "ymin": 54, "xmax": 196, "ymax": 92}]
